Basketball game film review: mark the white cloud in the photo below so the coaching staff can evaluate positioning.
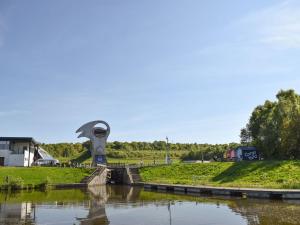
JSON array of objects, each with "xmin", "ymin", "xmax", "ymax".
[{"xmin": 236, "ymin": 0, "xmax": 300, "ymax": 49}]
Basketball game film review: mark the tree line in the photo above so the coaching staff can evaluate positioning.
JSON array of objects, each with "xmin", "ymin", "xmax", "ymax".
[
  {"xmin": 41, "ymin": 141, "xmax": 239, "ymax": 160},
  {"xmin": 240, "ymin": 89, "xmax": 300, "ymax": 159},
  {"xmin": 180, "ymin": 143, "xmax": 239, "ymax": 161}
]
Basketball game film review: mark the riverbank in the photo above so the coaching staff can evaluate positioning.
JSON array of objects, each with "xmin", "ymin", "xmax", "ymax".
[
  {"xmin": 139, "ymin": 161, "xmax": 300, "ymax": 189},
  {"xmin": 0, "ymin": 167, "xmax": 93, "ymax": 189}
]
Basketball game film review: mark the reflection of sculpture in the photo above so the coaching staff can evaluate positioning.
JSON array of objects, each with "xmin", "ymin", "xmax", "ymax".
[
  {"xmin": 76, "ymin": 120, "xmax": 110, "ymax": 166},
  {"xmin": 79, "ymin": 186, "xmax": 109, "ymax": 225},
  {"xmin": 78, "ymin": 185, "xmax": 142, "ymax": 225}
]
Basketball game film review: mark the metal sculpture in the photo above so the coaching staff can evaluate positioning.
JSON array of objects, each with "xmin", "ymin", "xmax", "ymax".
[{"xmin": 76, "ymin": 120, "xmax": 110, "ymax": 166}]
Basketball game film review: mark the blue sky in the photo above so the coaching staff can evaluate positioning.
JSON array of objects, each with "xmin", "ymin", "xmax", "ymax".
[{"xmin": 0, "ymin": 0, "xmax": 300, "ymax": 144}]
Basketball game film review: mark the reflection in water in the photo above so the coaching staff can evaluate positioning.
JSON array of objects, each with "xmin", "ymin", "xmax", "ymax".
[
  {"xmin": 229, "ymin": 199, "xmax": 300, "ymax": 225},
  {"xmin": 0, "ymin": 202, "xmax": 35, "ymax": 225},
  {"xmin": 78, "ymin": 186, "xmax": 109, "ymax": 225},
  {"xmin": 0, "ymin": 186, "xmax": 299, "ymax": 225}
]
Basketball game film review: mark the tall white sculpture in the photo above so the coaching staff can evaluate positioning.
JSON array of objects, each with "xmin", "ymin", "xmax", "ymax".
[{"xmin": 76, "ymin": 120, "xmax": 110, "ymax": 166}]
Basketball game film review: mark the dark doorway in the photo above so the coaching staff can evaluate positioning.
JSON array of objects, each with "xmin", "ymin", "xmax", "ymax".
[{"xmin": 0, "ymin": 157, "xmax": 4, "ymax": 166}]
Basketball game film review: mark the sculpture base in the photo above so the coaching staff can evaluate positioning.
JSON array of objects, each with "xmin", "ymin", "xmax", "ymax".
[{"xmin": 93, "ymin": 155, "xmax": 107, "ymax": 166}]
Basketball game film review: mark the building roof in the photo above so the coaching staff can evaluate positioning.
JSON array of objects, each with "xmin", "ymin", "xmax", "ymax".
[
  {"xmin": 0, "ymin": 137, "xmax": 40, "ymax": 145},
  {"xmin": 236, "ymin": 146, "xmax": 257, "ymax": 151},
  {"xmin": 38, "ymin": 148, "xmax": 55, "ymax": 160}
]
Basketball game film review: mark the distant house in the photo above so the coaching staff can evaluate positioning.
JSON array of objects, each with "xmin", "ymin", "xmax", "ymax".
[
  {"xmin": 225, "ymin": 149, "xmax": 236, "ymax": 161},
  {"xmin": 0, "ymin": 137, "xmax": 38, "ymax": 167},
  {"xmin": 236, "ymin": 146, "xmax": 260, "ymax": 161},
  {"xmin": 0, "ymin": 137, "xmax": 57, "ymax": 167},
  {"xmin": 224, "ymin": 146, "xmax": 260, "ymax": 161}
]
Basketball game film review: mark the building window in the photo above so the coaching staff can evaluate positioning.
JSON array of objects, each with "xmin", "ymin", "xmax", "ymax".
[
  {"xmin": 0, "ymin": 141, "xmax": 9, "ymax": 150},
  {"xmin": 23, "ymin": 146, "xmax": 28, "ymax": 154}
]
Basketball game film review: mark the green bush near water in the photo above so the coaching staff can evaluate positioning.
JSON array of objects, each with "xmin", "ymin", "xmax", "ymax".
[{"xmin": 140, "ymin": 161, "xmax": 300, "ymax": 189}]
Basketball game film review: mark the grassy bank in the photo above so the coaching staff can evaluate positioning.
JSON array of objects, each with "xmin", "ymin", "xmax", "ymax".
[
  {"xmin": 0, "ymin": 167, "xmax": 93, "ymax": 187},
  {"xmin": 140, "ymin": 161, "xmax": 300, "ymax": 189}
]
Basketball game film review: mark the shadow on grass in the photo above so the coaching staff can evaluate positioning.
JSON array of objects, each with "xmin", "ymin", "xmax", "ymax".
[
  {"xmin": 71, "ymin": 151, "xmax": 91, "ymax": 164},
  {"xmin": 211, "ymin": 161, "xmax": 293, "ymax": 184}
]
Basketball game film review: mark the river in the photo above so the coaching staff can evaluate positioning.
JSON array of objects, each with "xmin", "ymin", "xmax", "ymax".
[{"xmin": 0, "ymin": 185, "xmax": 299, "ymax": 225}]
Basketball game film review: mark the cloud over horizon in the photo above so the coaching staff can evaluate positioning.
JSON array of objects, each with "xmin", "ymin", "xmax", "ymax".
[{"xmin": 235, "ymin": 0, "xmax": 300, "ymax": 49}]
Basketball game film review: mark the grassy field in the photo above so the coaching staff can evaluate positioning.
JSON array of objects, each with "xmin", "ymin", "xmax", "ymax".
[
  {"xmin": 0, "ymin": 167, "xmax": 93, "ymax": 186},
  {"xmin": 140, "ymin": 161, "xmax": 300, "ymax": 189},
  {"xmin": 57, "ymin": 154, "xmax": 181, "ymax": 165}
]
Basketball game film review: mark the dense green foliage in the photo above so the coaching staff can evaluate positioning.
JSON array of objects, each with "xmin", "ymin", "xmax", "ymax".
[
  {"xmin": 140, "ymin": 161, "xmax": 300, "ymax": 189},
  {"xmin": 180, "ymin": 143, "xmax": 239, "ymax": 161},
  {"xmin": 241, "ymin": 89, "xmax": 300, "ymax": 159},
  {"xmin": 41, "ymin": 141, "xmax": 238, "ymax": 163},
  {"xmin": 40, "ymin": 143, "xmax": 87, "ymax": 158},
  {"xmin": 0, "ymin": 167, "xmax": 92, "ymax": 186}
]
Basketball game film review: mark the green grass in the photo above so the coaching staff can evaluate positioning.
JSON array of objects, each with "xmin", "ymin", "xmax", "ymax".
[
  {"xmin": 140, "ymin": 161, "xmax": 300, "ymax": 189},
  {"xmin": 0, "ymin": 167, "xmax": 93, "ymax": 186}
]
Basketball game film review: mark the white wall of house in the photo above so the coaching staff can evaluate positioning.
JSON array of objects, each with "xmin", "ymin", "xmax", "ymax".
[
  {"xmin": 24, "ymin": 149, "xmax": 34, "ymax": 166},
  {"xmin": 0, "ymin": 141, "xmax": 35, "ymax": 167},
  {"xmin": 9, "ymin": 154, "xmax": 25, "ymax": 167},
  {"xmin": 0, "ymin": 149, "xmax": 12, "ymax": 166}
]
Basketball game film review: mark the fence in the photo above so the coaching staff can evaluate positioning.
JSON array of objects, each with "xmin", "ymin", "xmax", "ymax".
[{"xmin": 33, "ymin": 162, "xmax": 168, "ymax": 169}]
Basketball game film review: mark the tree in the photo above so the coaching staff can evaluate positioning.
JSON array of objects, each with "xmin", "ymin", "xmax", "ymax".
[
  {"xmin": 241, "ymin": 89, "xmax": 300, "ymax": 159},
  {"xmin": 240, "ymin": 125, "xmax": 251, "ymax": 145}
]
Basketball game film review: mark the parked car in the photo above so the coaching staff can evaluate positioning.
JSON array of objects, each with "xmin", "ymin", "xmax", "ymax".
[{"xmin": 33, "ymin": 159, "xmax": 59, "ymax": 166}]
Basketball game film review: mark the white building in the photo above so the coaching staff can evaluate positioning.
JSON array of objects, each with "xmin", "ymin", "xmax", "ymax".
[{"xmin": 0, "ymin": 137, "xmax": 38, "ymax": 167}]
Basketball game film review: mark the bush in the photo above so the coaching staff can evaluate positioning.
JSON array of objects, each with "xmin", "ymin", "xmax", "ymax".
[{"xmin": 6, "ymin": 176, "xmax": 24, "ymax": 189}]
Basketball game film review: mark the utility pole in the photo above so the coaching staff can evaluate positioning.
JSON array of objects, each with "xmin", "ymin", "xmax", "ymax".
[
  {"xmin": 165, "ymin": 137, "xmax": 171, "ymax": 164},
  {"xmin": 197, "ymin": 143, "xmax": 204, "ymax": 163}
]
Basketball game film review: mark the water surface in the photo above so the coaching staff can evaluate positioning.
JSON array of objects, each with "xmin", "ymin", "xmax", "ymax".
[{"xmin": 0, "ymin": 185, "xmax": 299, "ymax": 225}]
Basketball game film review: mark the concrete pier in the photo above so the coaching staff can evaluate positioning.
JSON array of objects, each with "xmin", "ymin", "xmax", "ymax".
[{"xmin": 139, "ymin": 183, "xmax": 300, "ymax": 200}]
